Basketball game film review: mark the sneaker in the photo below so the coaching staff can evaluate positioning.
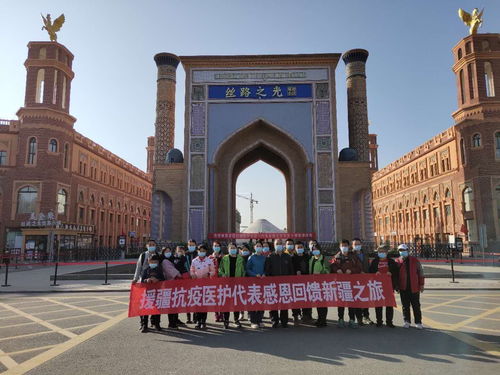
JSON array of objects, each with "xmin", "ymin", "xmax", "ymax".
[
  {"xmin": 141, "ymin": 325, "xmax": 148, "ymax": 333},
  {"xmin": 186, "ymin": 320, "xmax": 194, "ymax": 324},
  {"xmin": 376, "ymin": 322, "xmax": 383, "ymax": 328},
  {"xmin": 195, "ymin": 322, "xmax": 202, "ymax": 330},
  {"xmin": 363, "ymin": 317, "xmax": 374, "ymax": 325},
  {"xmin": 315, "ymin": 320, "xmax": 327, "ymax": 328},
  {"xmin": 233, "ymin": 321, "xmax": 242, "ymax": 329},
  {"xmin": 258, "ymin": 323, "xmax": 265, "ymax": 328},
  {"xmin": 301, "ymin": 315, "xmax": 313, "ymax": 323},
  {"xmin": 349, "ymin": 320, "xmax": 358, "ymax": 329},
  {"xmin": 168, "ymin": 325, "xmax": 179, "ymax": 330},
  {"xmin": 223, "ymin": 321, "xmax": 229, "ymax": 329},
  {"xmin": 176, "ymin": 320, "xmax": 187, "ymax": 327},
  {"xmin": 416, "ymin": 323, "xmax": 424, "ymax": 330},
  {"xmin": 154, "ymin": 323, "xmax": 162, "ymax": 331},
  {"xmin": 293, "ymin": 316, "xmax": 300, "ymax": 326},
  {"xmin": 403, "ymin": 321, "xmax": 411, "ymax": 329},
  {"xmin": 357, "ymin": 319, "xmax": 365, "ymax": 326},
  {"xmin": 201, "ymin": 323, "xmax": 207, "ymax": 330},
  {"xmin": 272, "ymin": 322, "xmax": 280, "ymax": 329},
  {"xmin": 387, "ymin": 322, "xmax": 395, "ymax": 328},
  {"xmin": 337, "ymin": 319, "xmax": 345, "ymax": 328},
  {"xmin": 250, "ymin": 323, "xmax": 259, "ymax": 329}
]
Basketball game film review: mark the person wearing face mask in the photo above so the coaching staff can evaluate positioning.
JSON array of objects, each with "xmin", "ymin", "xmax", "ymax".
[
  {"xmin": 352, "ymin": 238, "xmax": 374, "ymax": 326},
  {"xmin": 190, "ymin": 244, "xmax": 215, "ymax": 330},
  {"xmin": 396, "ymin": 244, "xmax": 425, "ymax": 329},
  {"xmin": 369, "ymin": 245, "xmax": 399, "ymax": 328},
  {"xmin": 160, "ymin": 247, "xmax": 181, "ymax": 330},
  {"xmin": 172, "ymin": 246, "xmax": 189, "ymax": 326},
  {"xmin": 209, "ymin": 241, "xmax": 224, "ymax": 323},
  {"xmin": 330, "ymin": 239, "xmax": 363, "ymax": 328},
  {"xmin": 265, "ymin": 239, "xmax": 294, "ymax": 328},
  {"xmin": 291, "ymin": 241, "xmax": 312, "ymax": 325},
  {"xmin": 261, "ymin": 241, "xmax": 271, "ymax": 257},
  {"xmin": 185, "ymin": 239, "xmax": 198, "ymax": 324},
  {"xmin": 139, "ymin": 254, "xmax": 165, "ymax": 333},
  {"xmin": 284, "ymin": 239, "xmax": 295, "ymax": 254},
  {"xmin": 309, "ymin": 246, "xmax": 330, "ymax": 327},
  {"xmin": 238, "ymin": 244, "xmax": 251, "ymax": 321},
  {"xmin": 246, "ymin": 241, "xmax": 267, "ymax": 329},
  {"xmin": 219, "ymin": 243, "xmax": 246, "ymax": 329}
]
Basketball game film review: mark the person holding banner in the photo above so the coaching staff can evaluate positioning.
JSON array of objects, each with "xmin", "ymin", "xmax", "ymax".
[
  {"xmin": 160, "ymin": 247, "xmax": 181, "ymax": 330},
  {"xmin": 219, "ymin": 243, "xmax": 246, "ymax": 329},
  {"xmin": 352, "ymin": 238, "xmax": 374, "ymax": 326},
  {"xmin": 246, "ymin": 241, "xmax": 267, "ymax": 329},
  {"xmin": 330, "ymin": 240, "xmax": 363, "ymax": 328},
  {"xmin": 190, "ymin": 244, "xmax": 216, "ymax": 329},
  {"xmin": 396, "ymin": 244, "xmax": 425, "ymax": 329},
  {"xmin": 291, "ymin": 241, "xmax": 312, "ymax": 325},
  {"xmin": 266, "ymin": 239, "xmax": 294, "ymax": 328},
  {"xmin": 309, "ymin": 245, "xmax": 329, "ymax": 327},
  {"xmin": 185, "ymin": 240, "xmax": 198, "ymax": 325},
  {"xmin": 239, "ymin": 244, "xmax": 252, "ymax": 321},
  {"xmin": 172, "ymin": 246, "xmax": 190, "ymax": 326},
  {"xmin": 139, "ymin": 254, "xmax": 165, "ymax": 333},
  {"xmin": 369, "ymin": 245, "xmax": 399, "ymax": 328},
  {"xmin": 209, "ymin": 241, "xmax": 224, "ymax": 323}
]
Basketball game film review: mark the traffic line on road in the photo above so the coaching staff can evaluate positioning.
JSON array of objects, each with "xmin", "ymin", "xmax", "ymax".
[
  {"xmin": 464, "ymin": 325, "xmax": 500, "ymax": 334},
  {"xmin": 0, "ymin": 345, "xmax": 57, "ymax": 357},
  {"xmin": 39, "ymin": 297, "xmax": 114, "ymax": 319},
  {"xmin": 0, "ymin": 330, "xmax": 53, "ymax": 342},
  {"xmin": 0, "ymin": 348, "xmax": 18, "ymax": 370},
  {"xmin": 447, "ymin": 307, "xmax": 500, "ymax": 331},
  {"xmin": 45, "ymin": 313, "xmax": 93, "ymax": 322},
  {"xmin": 1, "ymin": 311, "xmax": 127, "ymax": 375},
  {"xmin": 0, "ymin": 303, "xmax": 76, "ymax": 339},
  {"xmin": 422, "ymin": 295, "xmax": 471, "ymax": 312}
]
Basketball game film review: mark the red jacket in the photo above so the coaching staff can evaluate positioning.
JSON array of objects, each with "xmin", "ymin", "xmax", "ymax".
[
  {"xmin": 396, "ymin": 256, "xmax": 425, "ymax": 293},
  {"xmin": 330, "ymin": 252, "xmax": 363, "ymax": 274}
]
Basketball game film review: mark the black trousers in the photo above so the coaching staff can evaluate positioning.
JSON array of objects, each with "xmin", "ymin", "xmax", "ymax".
[
  {"xmin": 223, "ymin": 311, "xmax": 240, "ymax": 322},
  {"xmin": 271, "ymin": 310, "xmax": 289, "ymax": 325},
  {"xmin": 375, "ymin": 306, "xmax": 394, "ymax": 324},
  {"xmin": 317, "ymin": 307, "xmax": 328, "ymax": 322},
  {"xmin": 194, "ymin": 312, "xmax": 208, "ymax": 323},
  {"xmin": 140, "ymin": 314, "xmax": 160, "ymax": 326},
  {"xmin": 338, "ymin": 307, "xmax": 362, "ymax": 321},
  {"xmin": 250, "ymin": 310, "xmax": 264, "ymax": 324},
  {"xmin": 400, "ymin": 290, "xmax": 422, "ymax": 324},
  {"xmin": 167, "ymin": 314, "xmax": 178, "ymax": 327},
  {"xmin": 292, "ymin": 308, "xmax": 313, "ymax": 317},
  {"xmin": 362, "ymin": 308, "xmax": 370, "ymax": 318}
]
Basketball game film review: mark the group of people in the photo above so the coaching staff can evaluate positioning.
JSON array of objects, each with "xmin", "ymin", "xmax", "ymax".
[{"xmin": 132, "ymin": 238, "xmax": 425, "ymax": 333}]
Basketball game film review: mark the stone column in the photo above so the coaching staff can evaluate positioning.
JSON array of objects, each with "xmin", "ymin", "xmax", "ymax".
[{"xmin": 342, "ymin": 49, "xmax": 370, "ymax": 162}]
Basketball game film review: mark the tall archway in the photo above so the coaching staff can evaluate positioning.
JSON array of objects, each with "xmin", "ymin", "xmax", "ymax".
[{"xmin": 211, "ymin": 119, "xmax": 311, "ymax": 233}]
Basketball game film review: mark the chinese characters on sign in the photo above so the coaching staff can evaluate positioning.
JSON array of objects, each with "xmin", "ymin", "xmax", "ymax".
[
  {"xmin": 208, "ymin": 233, "xmax": 316, "ymax": 240},
  {"xmin": 208, "ymin": 84, "xmax": 312, "ymax": 100},
  {"xmin": 128, "ymin": 274, "xmax": 396, "ymax": 317}
]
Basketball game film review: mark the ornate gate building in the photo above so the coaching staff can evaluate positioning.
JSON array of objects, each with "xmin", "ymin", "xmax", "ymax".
[{"xmin": 150, "ymin": 51, "xmax": 377, "ymax": 243}]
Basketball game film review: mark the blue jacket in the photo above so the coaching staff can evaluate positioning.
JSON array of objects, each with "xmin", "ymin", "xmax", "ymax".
[{"xmin": 246, "ymin": 254, "xmax": 267, "ymax": 276}]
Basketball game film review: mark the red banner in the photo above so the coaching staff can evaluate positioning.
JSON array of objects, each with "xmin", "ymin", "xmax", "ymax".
[
  {"xmin": 128, "ymin": 274, "xmax": 396, "ymax": 317},
  {"xmin": 207, "ymin": 232, "xmax": 316, "ymax": 239}
]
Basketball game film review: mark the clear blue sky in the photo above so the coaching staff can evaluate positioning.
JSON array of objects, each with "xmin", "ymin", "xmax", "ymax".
[{"xmin": 1, "ymin": 1, "xmax": 499, "ymax": 230}]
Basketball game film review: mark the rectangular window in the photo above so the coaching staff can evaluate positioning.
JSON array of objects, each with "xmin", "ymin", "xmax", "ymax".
[
  {"xmin": 0, "ymin": 150, "xmax": 7, "ymax": 165},
  {"xmin": 79, "ymin": 207, "xmax": 84, "ymax": 221}
]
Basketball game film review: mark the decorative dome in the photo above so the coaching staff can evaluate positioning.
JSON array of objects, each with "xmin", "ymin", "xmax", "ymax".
[
  {"xmin": 166, "ymin": 148, "xmax": 184, "ymax": 164},
  {"xmin": 339, "ymin": 148, "xmax": 358, "ymax": 162}
]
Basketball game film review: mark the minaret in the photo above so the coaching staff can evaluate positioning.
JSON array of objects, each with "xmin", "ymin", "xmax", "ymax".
[
  {"xmin": 153, "ymin": 53, "xmax": 180, "ymax": 165},
  {"xmin": 146, "ymin": 136, "xmax": 155, "ymax": 174},
  {"xmin": 342, "ymin": 49, "xmax": 370, "ymax": 162}
]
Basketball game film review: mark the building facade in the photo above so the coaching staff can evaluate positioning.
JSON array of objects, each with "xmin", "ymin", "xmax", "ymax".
[
  {"xmin": 150, "ymin": 50, "xmax": 378, "ymax": 243},
  {"xmin": 372, "ymin": 33, "xmax": 500, "ymax": 251},
  {"xmin": 0, "ymin": 41, "xmax": 152, "ymax": 259}
]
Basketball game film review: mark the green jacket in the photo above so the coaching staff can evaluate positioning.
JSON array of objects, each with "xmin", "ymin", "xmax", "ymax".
[
  {"xmin": 218, "ymin": 255, "xmax": 246, "ymax": 277},
  {"xmin": 309, "ymin": 255, "xmax": 329, "ymax": 274}
]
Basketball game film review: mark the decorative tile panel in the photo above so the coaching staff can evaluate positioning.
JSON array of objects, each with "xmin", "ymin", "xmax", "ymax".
[
  {"xmin": 316, "ymin": 101, "xmax": 330, "ymax": 135},
  {"xmin": 191, "ymin": 103, "xmax": 206, "ymax": 136}
]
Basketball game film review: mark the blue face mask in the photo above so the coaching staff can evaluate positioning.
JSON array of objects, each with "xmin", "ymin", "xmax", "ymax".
[
  {"xmin": 147, "ymin": 246, "xmax": 156, "ymax": 252},
  {"xmin": 286, "ymin": 244, "xmax": 294, "ymax": 250},
  {"xmin": 312, "ymin": 250, "xmax": 320, "ymax": 256},
  {"xmin": 198, "ymin": 251, "xmax": 206, "ymax": 257},
  {"xmin": 399, "ymin": 251, "xmax": 408, "ymax": 257},
  {"xmin": 149, "ymin": 263, "xmax": 158, "ymax": 269},
  {"xmin": 296, "ymin": 248, "xmax": 304, "ymax": 254},
  {"xmin": 164, "ymin": 252, "xmax": 172, "ymax": 258},
  {"xmin": 275, "ymin": 245, "xmax": 283, "ymax": 252},
  {"xmin": 255, "ymin": 247, "xmax": 263, "ymax": 254},
  {"xmin": 229, "ymin": 248, "xmax": 238, "ymax": 255},
  {"xmin": 340, "ymin": 247, "xmax": 349, "ymax": 254},
  {"xmin": 188, "ymin": 246, "xmax": 196, "ymax": 252},
  {"xmin": 242, "ymin": 250, "xmax": 250, "ymax": 256},
  {"xmin": 213, "ymin": 246, "xmax": 221, "ymax": 253},
  {"xmin": 378, "ymin": 253, "xmax": 387, "ymax": 259}
]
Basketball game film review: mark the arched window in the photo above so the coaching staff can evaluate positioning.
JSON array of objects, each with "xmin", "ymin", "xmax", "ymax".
[
  {"xmin": 433, "ymin": 192, "xmax": 439, "ymax": 201},
  {"xmin": 457, "ymin": 48, "xmax": 463, "ymax": 60},
  {"xmin": 465, "ymin": 41, "xmax": 472, "ymax": 54},
  {"xmin": 482, "ymin": 40, "xmax": 491, "ymax": 51},
  {"xmin": 100, "ymin": 197, "xmax": 105, "ymax": 206},
  {"xmin": 49, "ymin": 139, "xmax": 58, "ymax": 152},
  {"xmin": 460, "ymin": 138, "xmax": 466, "ymax": 165},
  {"xmin": 78, "ymin": 191, "xmax": 84, "ymax": 203},
  {"xmin": 17, "ymin": 186, "xmax": 38, "ymax": 214},
  {"xmin": 117, "ymin": 202, "xmax": 121, "ymax": 210},
  {"xmin": 414, "ymin": 198, "xmax": 418, "ymax": 206},
  {"xmin": 459, "ymin": 69, "xmax": 465, "ymax": 104},
  {"xmin": 467, "ymin": 63, "xmax": 475, "ymax": 99},
  {"xmin": 27, "ymin": 137, "xmax": 37, "ymax": 164},
  {"xmin": 463, "ymin": 187, "xmax": 473, "ymax": 212},
  {"xmin": 445, "ymin": 189, "xmax": 451, "ymax": 198},
  {"xmin": 423, "ymin": 195, "xmax": 428, "ymax": 204},
  {"xmin": 496, "ymin": 132, "xmax": 500, "ymax": 159},
  {"xmin": 52, "ymin": 70, "xmax": 58, "ymax": 105},
  {"xmin": 57, "ymin": 189, "xmax": 67, "ymax": 214},
  {"xmin": 35, "ymin": 69, "xmax": 45, "ymax": 103},
  {"xmin": 63, "ymin": 143, "xmax": 69, "ymax": 168},
  {"xmin": 61, "ymin": 75, "xmax": 67, "ymax": 109},
  {"xmin": 90, "ymin": 194, "xmax": 95, "ymax": 205},
  {"xmin": 0, "ymin": 150, "xmax": 7, "ymax": 165},
  {"xmin": 485, "ymin": 62, "xmax": 495, "ymax": 97},
  {"xmin": 109, "ymin": 200, "xmax": 113, "ymax": 208},
  {"xmin": 472, "ymin": 133, "xmax": 481, "ymax": 148},
  {"xmin": 39, "ymin": 47, "xmax": 46, "ymax": 59}
]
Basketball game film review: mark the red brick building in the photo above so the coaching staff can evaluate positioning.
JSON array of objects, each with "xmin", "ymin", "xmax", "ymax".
[
  {"xmin": 0, "ymin": 41, "xmax": 152, "ymax": 259},
  {"xmin": 372, "ymin": 33, "xmax": 500, "ymax": 252}
]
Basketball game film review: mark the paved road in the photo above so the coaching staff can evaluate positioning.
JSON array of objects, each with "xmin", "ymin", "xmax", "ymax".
[{"xmin": 0, "ymin": 291, "xmax": 498, "ymax": 375}]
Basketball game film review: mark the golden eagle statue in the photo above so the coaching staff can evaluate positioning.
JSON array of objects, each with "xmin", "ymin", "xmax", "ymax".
[
  {"xmin": 41, "ymin": 13, "xmax": 65, "ymax": 42},
  {"xmin": 458, "ymin": 8, "xmax": 484, "ymax": 35}
]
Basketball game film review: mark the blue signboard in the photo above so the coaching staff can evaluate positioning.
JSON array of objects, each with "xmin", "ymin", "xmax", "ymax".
[{"xmin": 208, "ymin": 84, "xmax": 312, "ymax": 100}]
